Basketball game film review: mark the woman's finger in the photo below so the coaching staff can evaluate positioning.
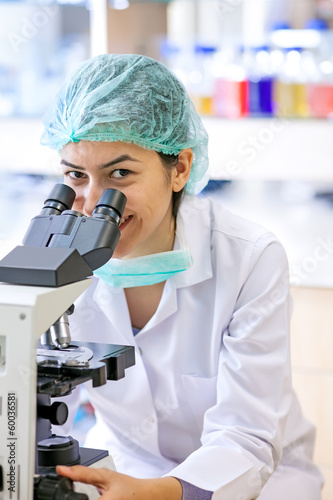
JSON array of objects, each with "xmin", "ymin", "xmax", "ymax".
[{"xmin": 56, "ymin": 465, "xmax": 110, "ymax": 489}]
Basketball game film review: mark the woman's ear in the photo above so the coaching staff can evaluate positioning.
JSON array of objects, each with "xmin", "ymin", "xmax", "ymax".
[{"xmin": 172, "ymin": 148, "xmax": 193, "ymax": 192}]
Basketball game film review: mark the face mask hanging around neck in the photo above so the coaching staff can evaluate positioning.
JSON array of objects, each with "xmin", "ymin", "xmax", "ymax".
[{"xmin": 93, "ymin": 247, "xmax": 193, "ymax": 288}]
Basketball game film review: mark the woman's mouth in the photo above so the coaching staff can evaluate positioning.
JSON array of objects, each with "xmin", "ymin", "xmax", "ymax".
[{"xmin": 119, "ymin": 215, "xmax": 132, "ymax": 231}]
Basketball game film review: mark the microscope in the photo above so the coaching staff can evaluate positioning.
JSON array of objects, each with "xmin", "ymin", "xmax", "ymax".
[{"xmin": 0, "ymin": 184, "xmax": 135, "ymax": 500}]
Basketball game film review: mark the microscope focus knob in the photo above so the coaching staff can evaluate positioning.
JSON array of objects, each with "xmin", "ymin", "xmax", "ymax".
[
  {"xmin": 34, "ymin": 475, "xmax": 88, "ymax": 500},
  {"xmin": 39, "ymin": 402, "xmax": 69, "ymax": 426}
]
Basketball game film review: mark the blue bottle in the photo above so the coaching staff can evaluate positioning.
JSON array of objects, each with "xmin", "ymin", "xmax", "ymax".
[{"xmin": 247, "ymin": 46, "xmax": 274, "ymax": 116}]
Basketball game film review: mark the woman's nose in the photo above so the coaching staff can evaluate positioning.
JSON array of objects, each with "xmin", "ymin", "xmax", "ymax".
[{"xmin": 80, "ymin": 185, "xmax": 105, "ymax": 217}]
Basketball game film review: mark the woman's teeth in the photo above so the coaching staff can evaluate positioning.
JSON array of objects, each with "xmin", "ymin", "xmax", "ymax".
[{"xmin": 120, "ymin": 215, "xmax": 131, "ymax": 226}]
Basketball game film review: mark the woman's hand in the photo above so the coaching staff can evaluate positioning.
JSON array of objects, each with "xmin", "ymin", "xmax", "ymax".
[{"xmin": 56, "ymin": 465, "xmax": 183, "ymax": 500}]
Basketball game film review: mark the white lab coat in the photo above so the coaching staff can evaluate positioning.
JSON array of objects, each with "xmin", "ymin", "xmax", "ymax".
[{"xmin": 61, "ymin": 195, "xmax": 323, "ymax": 499}]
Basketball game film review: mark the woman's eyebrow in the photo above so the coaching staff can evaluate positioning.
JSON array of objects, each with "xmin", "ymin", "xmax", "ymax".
[
  {"xmin": 60, "ymin": 159, "xmax": 85, "ymax": 170},
  {"xmin": 60, "ymin": 155, "xmax": 141, "ymax": 171}
]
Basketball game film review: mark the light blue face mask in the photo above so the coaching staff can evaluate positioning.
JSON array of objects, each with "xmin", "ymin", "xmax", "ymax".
[{"xmin": 93, "ymin": 248, "xmax": 193, "ymax": 288}]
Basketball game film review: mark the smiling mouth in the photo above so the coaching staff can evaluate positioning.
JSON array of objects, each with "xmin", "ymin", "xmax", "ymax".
[{"xmin": 119, "ymin": 215, "xmax": 132, "ymax": 230}]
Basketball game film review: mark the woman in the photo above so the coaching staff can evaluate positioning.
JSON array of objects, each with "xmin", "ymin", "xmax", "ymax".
[{"xmin": 41, "ymin": 54, "xmax": 323, "ymax": 500}]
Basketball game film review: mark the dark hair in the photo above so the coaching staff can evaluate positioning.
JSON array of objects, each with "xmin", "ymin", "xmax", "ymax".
[{"xmin": 157, "ymin": 151, "xmax": 185, "ymax": 218}]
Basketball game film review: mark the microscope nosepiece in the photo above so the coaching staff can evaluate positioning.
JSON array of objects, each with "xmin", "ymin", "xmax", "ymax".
[{"xmin": 48, "ymin": 313, "xmax": 71, "ymax": 349}]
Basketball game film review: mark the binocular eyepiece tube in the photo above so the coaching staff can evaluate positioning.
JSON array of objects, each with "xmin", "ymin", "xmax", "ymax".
[{"xmin": 41, "ymin": 183, "xmax": 127, "ymax": 223}]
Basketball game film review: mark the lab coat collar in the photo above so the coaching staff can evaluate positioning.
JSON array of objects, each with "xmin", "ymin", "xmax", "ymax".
[
  {"xmin": 92, "ymin": 280, "xmax": 134, "ymax": 343},
  {"xmin": 172, "ymin": 195, "xmax": 213, "ymax": 288}
]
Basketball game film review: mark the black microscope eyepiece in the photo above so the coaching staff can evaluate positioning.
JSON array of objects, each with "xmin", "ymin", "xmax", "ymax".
[
  {"xmin": 41, "ymin": 184, "xmax": 76, "ymax": 216},
  {"xmin": 92, "ymin": 188, "xmax": 127, "ymax": 224}
]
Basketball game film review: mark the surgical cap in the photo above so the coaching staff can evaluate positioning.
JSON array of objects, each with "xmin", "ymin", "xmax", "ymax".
[{"xmin": 40, "ymin": 54, "xmax": 209, "ymax": 195}]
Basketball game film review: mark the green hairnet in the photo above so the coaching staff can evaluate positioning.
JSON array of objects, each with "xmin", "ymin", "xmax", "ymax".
[{"xmin": 40, "ymin": 54, "xmax": 209, "ymax": 195}]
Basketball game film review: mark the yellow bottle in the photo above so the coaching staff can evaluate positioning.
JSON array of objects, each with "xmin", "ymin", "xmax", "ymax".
[{"xmin": 274, "ymin": 49, "xmax": 310, "ymax": 118}]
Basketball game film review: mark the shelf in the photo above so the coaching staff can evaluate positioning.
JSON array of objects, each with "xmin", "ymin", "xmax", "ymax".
[{"xmin": 203, "ymin": 117, "xmax": 333, "ymax": 182}]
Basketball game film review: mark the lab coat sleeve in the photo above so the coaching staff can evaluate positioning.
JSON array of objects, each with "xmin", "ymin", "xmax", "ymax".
[{"xmin": 167, "ymin": 234, "xmax": 293, "ymax": 499}]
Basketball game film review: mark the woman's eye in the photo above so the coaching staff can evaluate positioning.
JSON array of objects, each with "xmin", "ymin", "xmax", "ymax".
[
  {"xmin": 111, "ymin": 169, "xmax": 131, "ymax": 178},
  {"xmin": 65, "ymin": 171, "xmax": 85, "ymax": 180}
]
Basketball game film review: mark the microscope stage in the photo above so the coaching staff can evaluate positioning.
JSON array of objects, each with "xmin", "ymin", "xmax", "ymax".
[
  {"xmin": 36, "ymin": 341, "xmax": 135, "ymax": 396},
  {"xmin": 37, "ymin": 345, "xmax": 94, "ymax": 366}
]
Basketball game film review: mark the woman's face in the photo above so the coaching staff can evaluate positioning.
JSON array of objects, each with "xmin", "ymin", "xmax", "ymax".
[{"xmin": 60, "ymin": 141, "xmax": 188, "ymax": 259}]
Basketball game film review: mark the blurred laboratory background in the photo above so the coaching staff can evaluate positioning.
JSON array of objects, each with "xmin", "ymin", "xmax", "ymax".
[{"xmin": 0, "ymin": 1, "xmax": 333, "ymax": 497}]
